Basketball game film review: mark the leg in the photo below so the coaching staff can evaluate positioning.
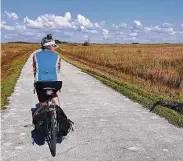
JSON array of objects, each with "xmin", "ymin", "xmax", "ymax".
[
  {"xmin": 52, "ymin": 92, "xmax": 60, "ymax": 106},
  {"xmin": 35, "ymin": 86, "xmax": 47, "ymax": 108},
  {"xmin": 39, "ymin": 102, "xmax": 47, "ymax": 107}
]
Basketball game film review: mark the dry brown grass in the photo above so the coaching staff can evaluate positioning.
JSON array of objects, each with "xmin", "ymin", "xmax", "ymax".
[
  {"xmin": 1, "ymin": 43, "xmax": 183, "ymax": 126},
  {"xmin": 1, "ymin": 43, "xmax": 39, "ymax": 80},
  {"xmin": 60, "ymin": 44, "xmax": 183, "ymax": 100},
  {"xmin": 1, "ymin": 43, "xmax": 40, "ymax": 108}
]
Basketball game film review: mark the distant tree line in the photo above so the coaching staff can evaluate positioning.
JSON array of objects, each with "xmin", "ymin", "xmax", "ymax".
[
  {"xmin": 55, "ymin": 40, "xmax": 69, "ymax": 44},
  {"xmin": 8, "ymin": 41, "xmax": 39, "ymax": 44}
]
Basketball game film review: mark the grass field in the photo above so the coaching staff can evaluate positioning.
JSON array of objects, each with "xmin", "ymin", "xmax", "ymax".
[
  {"xmin": 1, "ymin": 43, "xmax": 183, "ymax": 126},
  {"xmin": 59, "ymin": 44, "xmax": 183, "ymax": 98},
  {"xmin": 1, "ymin": 43, "xmax": 39, "ymax": 109},
  {"xmin": 58, "ymin": 43, "xmax": 183, "ymax": 127}
]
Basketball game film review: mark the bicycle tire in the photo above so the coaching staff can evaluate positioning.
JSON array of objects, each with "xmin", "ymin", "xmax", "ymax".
[{"xmin": 50, "ymin": 111, "xmax": 57, "ymax": 157}]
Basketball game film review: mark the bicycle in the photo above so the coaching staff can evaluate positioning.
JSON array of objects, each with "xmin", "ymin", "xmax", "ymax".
[{"xmin": 32, "ymin": 81, "xmax": 62, "ymax": 157}]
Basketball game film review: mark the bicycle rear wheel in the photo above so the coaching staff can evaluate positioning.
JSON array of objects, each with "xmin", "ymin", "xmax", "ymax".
[{"xmin": 49, "ymin": 111, "xmax": 57, "ymax": 157}]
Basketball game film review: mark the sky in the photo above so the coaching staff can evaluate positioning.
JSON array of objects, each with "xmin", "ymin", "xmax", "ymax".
[{"xmin": 1, "ymin": 0, "xmax": 183, "ymax": 43}]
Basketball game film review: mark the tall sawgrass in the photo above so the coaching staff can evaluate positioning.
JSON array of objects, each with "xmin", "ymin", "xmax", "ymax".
[
  {"xmin": 1, "ymin": 43, "xmax": 39, "ymax": 109},
  {"xmin": 60, "ymin": 44, "xmax": 183, "ymax": 100},
  {"xmin": 58, "ymin": 44, "xmax": 183, "ymax": 127}
]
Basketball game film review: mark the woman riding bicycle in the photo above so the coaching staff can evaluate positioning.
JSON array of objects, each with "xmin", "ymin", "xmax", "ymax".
[
  {"xmin": 32, "ymin": 34, "xmax": 63, "ymax": 146},
  {"xmin": 33, "ymin": 34, "xmax": 62, "ymax": 108}
]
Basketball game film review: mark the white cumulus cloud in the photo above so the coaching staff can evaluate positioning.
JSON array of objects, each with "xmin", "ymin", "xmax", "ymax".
[
  {"xmin": 24, "ymin": 12, "xmax": 74, "ymax": 29},
  {"xmin": 102, "ymin": 29, "xmax": 109, "ymax": 35},
  {"xmin": 144, "ymin": 23, "xmax": 176, "ymax": 35},
  {"xmin": 1, "ymin": 21, "xmax": 15, "ymax": 30},
  {"xmin": 134, "ymin": 20, "xmax": 142, "ymax": 27},
  {"xmin": 152, "ymin": 26, "xmax": 174, "ymax": 34},
  {"xmin": 23, "ymin": 12, "xmax": 101, "ymax": 33},
  {"xmin": 94, "ymin": 23, "xmax": 101, "ymax": 29},
  {"xmin": 86, "ymin": 29, "xmax": 98, "ymax": 34},
  {"xmin": 75, "ymin": 14, "xmax": 93, "ymax": 29},
  {"xmin": 64, "ymin": 12, "xmax": 72, "ymax": 21},
  {"xmin": 64, "ymin": 32, "xmax": 73, "ymax": 37},
  {"xmin": 79, "ymin": 26, "xmax": 99, "ymax": 34},
  {"xmin": 24, "ymin": 17, "xmax": 43, "ymax": 28},
  {"xmin": 131, "ymin": 20, "xmax": 143, "ymax": 33},
  {"xmin": 130, "ymin": 33, "xmax": 138, "ymax": 37},
  {"xmin": 160, "ymin": 23, "xmax": 173, "ymax": 28},
  {"xmin": 5, "ymin": 11, "xmax": 19, "ymax": 20},
  {"xmin": 112, "ymin": 23, "xmax": 127, "ymax": 30},
  {"xmin": 102, "ymin": 34, "xmax": 112, "ymax": 40},
  {"xmin": 1, "ymin": 11, "xmax": 183, "ymax": 43},
  {"xmin": 19, "ymin": 32, "xmax": 36, "ymax": 36}
]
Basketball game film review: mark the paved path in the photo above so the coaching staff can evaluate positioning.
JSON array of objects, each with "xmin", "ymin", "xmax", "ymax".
[{"xmin": 1, "ymin": 55, "xmax": 183, "ymax": 161}]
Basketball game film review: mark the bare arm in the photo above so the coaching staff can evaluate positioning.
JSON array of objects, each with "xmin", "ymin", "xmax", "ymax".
[
  {"xmin": 58, "ymin": 56, "xmax": 61, "ymax": 72},
  {"xmin": 33, "ymin": 55, "xmax": 36, "ymax": 78}
]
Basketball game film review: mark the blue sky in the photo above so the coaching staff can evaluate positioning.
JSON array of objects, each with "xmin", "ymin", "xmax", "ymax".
[{"xmin": 1, "ymin": 0, "xmax": 183, "ymax": 43}]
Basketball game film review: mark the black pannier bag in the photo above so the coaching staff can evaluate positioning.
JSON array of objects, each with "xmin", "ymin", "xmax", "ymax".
[
  {"xmin": 32, "ymin": 105, "xmax": 74, "ymax": 136},
  {"xmin": 32, "ymin": 105, "xmax": 50, "ymax": 133},
  {"xmin": 55, "ymin": 105, "xmax": 74, "ymax": 136}
]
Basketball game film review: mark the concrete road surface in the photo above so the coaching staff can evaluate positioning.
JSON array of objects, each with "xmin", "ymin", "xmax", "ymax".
[{"xmin": 1, "ymin": 55, "xmax": 183, "ymax": 161}]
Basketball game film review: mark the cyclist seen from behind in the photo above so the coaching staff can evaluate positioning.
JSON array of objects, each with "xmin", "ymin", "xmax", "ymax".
[
  {"xmin": 32, "ymin": 34, "xmax": 73, "ymax": 146},
  {"xmin": 33, "ymin": 34, "xmax": 62, "ymax": 108}
]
